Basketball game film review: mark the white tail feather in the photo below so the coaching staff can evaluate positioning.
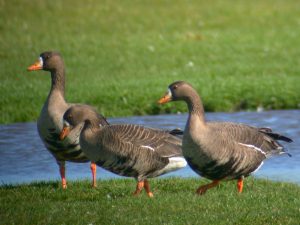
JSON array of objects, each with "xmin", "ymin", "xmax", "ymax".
[{"xmin": 157, "ymin": 157, "xmax": 187, "ymax": 175}]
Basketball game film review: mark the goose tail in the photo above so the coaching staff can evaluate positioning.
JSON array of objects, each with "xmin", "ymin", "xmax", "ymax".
[{"xmin": 158, "ymin": 157, "xmax": 187, "ymax": 175}]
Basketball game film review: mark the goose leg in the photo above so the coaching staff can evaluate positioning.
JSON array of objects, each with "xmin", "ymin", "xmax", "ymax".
[
  {"xmin": 196, "ymin": 180, "xmax": 220, "ymax": 195},
  {"xmin": 90, "ymin": 162, "xmax": 97, "ymax": 188},
  {"xmin": 144, "ymin": 179, "xmax": 154, "ymax": 198},
  {"xmin": 237, "ymin": 178, "xmax": 244, "ymax": 193},
  {"xmin": 133, "ymin": 181, "xmax": 144, "ymax": 196},
  {"xmin": 58, "ymin": 161, "xmax": 67, "ymax": 189}
]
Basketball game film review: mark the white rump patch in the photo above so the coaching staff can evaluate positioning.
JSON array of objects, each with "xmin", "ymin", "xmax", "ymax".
[
  {"xmin": 160, "ymin": 157, "xmax": 187, "ymax": 174},
  {"xmin": 238, "ymin": 142, "xmax": 266, "ymax": 155},
  {"xmin": 169, "ymin": 157, "xmax": 187, "ymax": 167},
  {"xmin": 141, "ymin": 145, "xmax": 155, "ymax": 151}
]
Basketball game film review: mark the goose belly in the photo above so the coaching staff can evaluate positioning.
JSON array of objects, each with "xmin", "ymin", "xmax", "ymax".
[
  {"xmin": 183, "ymin": 147, "xmax": 234, "ymax": 180},
  {"xmin": 182, "ymin": 141, "xmax": 210, "ymax": 177},
  {"xmin": 95, "ymin": 155, "xmax": 140, "ymax": 178},
  {"xmin": 183, "ymin": 137, "xmax": 263, "ymax": 180},
  {"xmin": 182, "ymin": 134, "xmax": 233, "ymax": 180}
]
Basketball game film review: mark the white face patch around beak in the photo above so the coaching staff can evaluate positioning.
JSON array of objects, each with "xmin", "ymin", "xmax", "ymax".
[
  {"xmin": 39, "ymin": 57, "xmax": 44, "ymax": 67},
  {"xmin": 63, "ymin": 120, "xmax": 70, "ymax": 127},
  {"xmin": 167, "ymin": 88, "xmax": 172, "ymax": 97}
]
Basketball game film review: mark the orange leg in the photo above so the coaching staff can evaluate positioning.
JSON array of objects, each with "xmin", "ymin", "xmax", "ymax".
[
  {"xmin": 59, "ymin": 163, "xmax": 67, "ymax": 189},
  {"xmin": 196, "ymin": 180, "xmax": 220, "ymax": 195},
  {"xmin": 144, "ymin": 179, "xmax": 154, "ymax": 198},
  {"xmin": 90, "ymin": 162, "xmax": 97, "ymax": 188},
  {"xmin": 133, "ymin": 181, "xmax": 144, "ymax": 196},
  {"xmin": 237, "ymin": 178, "xmax": 244, "ymax": 193}
]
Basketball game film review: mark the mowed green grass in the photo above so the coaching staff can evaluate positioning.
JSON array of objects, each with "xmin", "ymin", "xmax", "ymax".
[
  {"xmin": 1, "ymin": 178, "xmax": 299, "ymax": 224},
  {"xmin": 0, "ymin": 0, "xmax": 300, "ymax": 123}
]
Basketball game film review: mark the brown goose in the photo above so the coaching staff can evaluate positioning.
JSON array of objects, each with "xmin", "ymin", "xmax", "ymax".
[
  {"xmin": 59, "ymin": 105, "xmax": 187, "ymax": 197},
  {"xmin": 27, "ymin": 51, "xmax": 109, "ymax": 189},
  {"xmin": 158, "ymin": 81, "xmax": 292, "ymax": 194}
]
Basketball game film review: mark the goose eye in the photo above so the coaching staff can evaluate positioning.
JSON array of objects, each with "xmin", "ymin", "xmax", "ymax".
[{"xmin": 173, "ymin": 85, "xmax": 178, "ymax": 90}]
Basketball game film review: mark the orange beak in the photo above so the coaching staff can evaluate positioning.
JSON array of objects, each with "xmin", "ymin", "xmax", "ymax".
[
  {"xmin": 158, "ymin": 91, "xmax": 172, "ymax": 104},
  {"xmin": 27, "ymin": 59, "xmax": 42, "ymax": 71},
  {"xmin": 59, "ymin": 126, "xmax": 70, "ymax": 140}
]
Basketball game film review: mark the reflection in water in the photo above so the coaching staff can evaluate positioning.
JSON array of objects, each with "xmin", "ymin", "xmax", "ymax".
[{"xmin": 0, "ymin": 110, "xmax": 299, "ymax": 185}]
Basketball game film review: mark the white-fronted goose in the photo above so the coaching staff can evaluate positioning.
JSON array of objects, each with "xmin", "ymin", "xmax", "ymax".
[
  {"xmin": 158, "ymin": 81, "xmax": 292, "ymax": 194},
  {"xmin": 59, "ymin": 105, "xmax": 187, "ymax": 197},
  {"xmin": 27, "ymin": 51, "xmax": 109, "ymax": 189}
]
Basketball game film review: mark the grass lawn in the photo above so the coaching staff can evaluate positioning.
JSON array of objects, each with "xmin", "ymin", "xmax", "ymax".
[
  {"xmin": 1, "ymin": 0, "xmax": 300, "ymax": 124},
  {"xmin": 1, "ymin": 178, "xmax": 300, "ymax": 224}
]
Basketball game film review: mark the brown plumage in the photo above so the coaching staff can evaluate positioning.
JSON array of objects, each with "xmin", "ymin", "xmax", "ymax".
[
  {"xmin": 158, "ymin": 81, "xmax": 292, "ymax": 194},
  {"xmin": 60, "ymin": 105, "xmax": 187, "ymax": 197},
  {"xmin": 27, "ymin": 51, "xmax": 108, "ymax": 189}
]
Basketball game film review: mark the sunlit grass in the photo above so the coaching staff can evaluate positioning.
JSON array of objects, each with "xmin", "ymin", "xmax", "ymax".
[
  {"xmin": 0, "ymin": 0, "xmax": 299, "ymax": 123},
  {"xmin": 1, "ymin": 178, "xmax": 299, "ymax": 224}
]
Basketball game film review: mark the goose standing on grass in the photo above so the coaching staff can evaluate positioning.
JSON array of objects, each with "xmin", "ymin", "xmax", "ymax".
[
  {"xmin": 59, "ymin": 105, "xmax": 187, "ymax": 197},
  {"xmin": 27, "ymin": 51, "xmax": 109, "ymax": 189},
  {"xmin": 158, "ymin": 81, "xmax": 292, "ymax": 195}
]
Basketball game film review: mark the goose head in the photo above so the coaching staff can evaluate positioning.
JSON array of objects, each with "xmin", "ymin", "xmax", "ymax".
[
  {"xmin": 27, "ymin": 51, "xmax": 64, "ymax": 72},
  {"xmin": 158, "ymin": 81, "xmax": 195, "ymax": 104},
  {"xmin": 59, "ymin": 105, "xmax": 101, "ymax": 140}
]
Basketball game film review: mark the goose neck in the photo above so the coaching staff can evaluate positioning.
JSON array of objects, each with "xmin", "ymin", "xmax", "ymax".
[
  {"xmin": 50, "ymin": 68, "xmax": 65, "ymax": 96},
  {"xmin": 186, "ymin": 92, "xmax": 206, "ymax": 123}
]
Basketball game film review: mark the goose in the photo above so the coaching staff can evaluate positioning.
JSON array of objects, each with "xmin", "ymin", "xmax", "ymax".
[
  {"xmin": 158, "ymin": 81, "xmax": 292, "ymax": 195},
  {"xmin": 59, "ymin": 105, "xmax": 187, "ymax": 197},
  {"xmin": 27, "ymin": 51, "xmax": 109, "ymax": 189}
]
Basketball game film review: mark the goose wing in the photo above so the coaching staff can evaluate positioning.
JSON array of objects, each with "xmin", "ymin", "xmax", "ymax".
[
  {"xmin": 196, "ymin": 122, "xmax": 292, "ymax": 179},
  {"xmin": 101, "ymin": 124, "xmax": 182, "ymax": 158},
  {"xmin": 93, "ymin": 124, "xmax": 172, "ymax": 178},
  {"xmin": 209, "ymin": 122, "xmax": 292, "ymax": 157}
]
